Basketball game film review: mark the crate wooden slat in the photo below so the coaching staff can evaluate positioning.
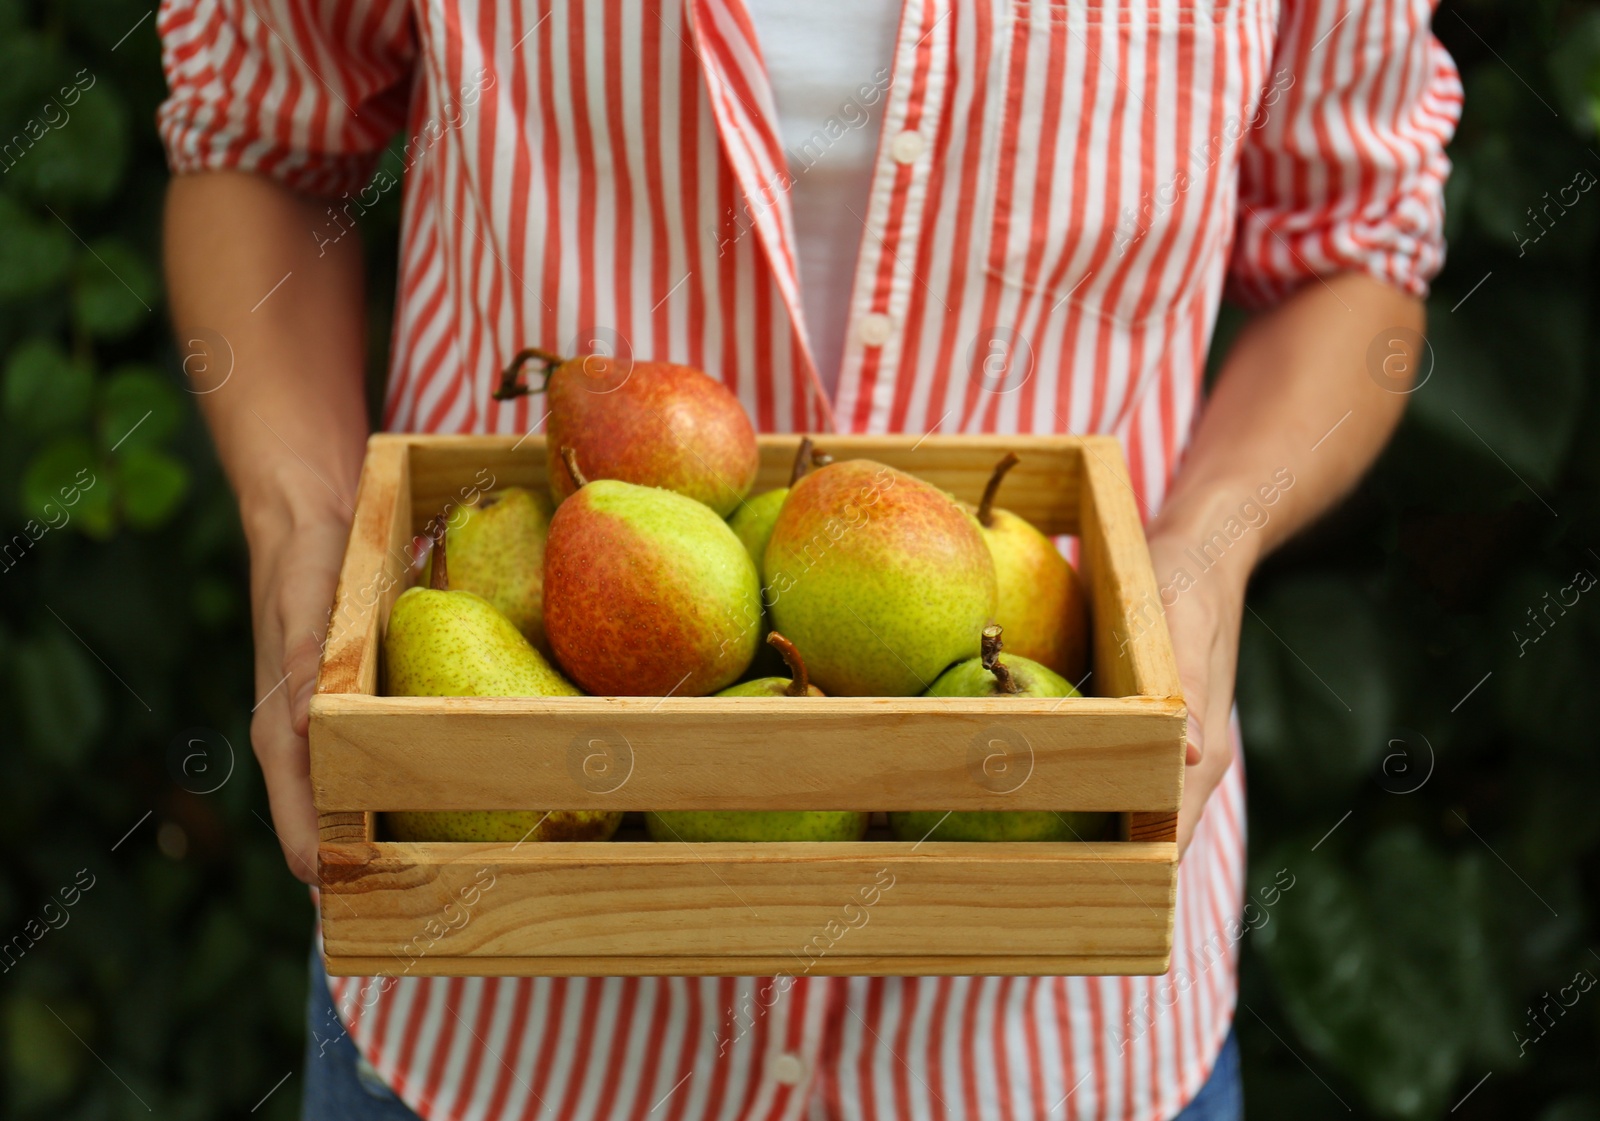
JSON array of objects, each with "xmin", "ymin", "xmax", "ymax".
[
  {"xmin": 311, "ymin": 694, "xmax": 1182, "ymax": 812},
  {"xmin": 318, "ymin": 841, "xmax": 1174, "ymax": 978},
  {"xmin": 311, "ymin": 433, "xmax": 1185, "ymax": 978}
]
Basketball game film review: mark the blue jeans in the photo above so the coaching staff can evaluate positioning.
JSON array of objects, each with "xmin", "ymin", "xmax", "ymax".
[
  {"xmin": 302, "ymin": 955, "xmax": 423, "ymax": 1121},
  {"xmin": 302, "ymin": 956, "xmax": 1241, "ymax": 1120},
  {"xmin": 1174, "ymin": 1028, "xmax": 1242, "ymax": 1121}
]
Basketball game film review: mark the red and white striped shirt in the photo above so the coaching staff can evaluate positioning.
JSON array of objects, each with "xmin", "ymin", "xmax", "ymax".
[{"xmin": 158, "ymin": 0, "xmax": 1459, "ymax": 1116}]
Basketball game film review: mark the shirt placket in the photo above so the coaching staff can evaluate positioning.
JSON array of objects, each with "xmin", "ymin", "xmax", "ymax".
[{"xmin": 689, "ymin": 0, "xmax": 836, "ymax": 431}]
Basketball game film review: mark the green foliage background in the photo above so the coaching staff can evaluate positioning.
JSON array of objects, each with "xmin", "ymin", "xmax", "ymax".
[{"xmin": 0, "ymin": 0, "xmax": 1594, "ymax": 1118}]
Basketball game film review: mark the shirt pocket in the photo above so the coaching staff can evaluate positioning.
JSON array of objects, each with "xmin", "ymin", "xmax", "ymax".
[{"xmin": 979, "ymin": 0, "xmax": 1273, "ymax": 329}]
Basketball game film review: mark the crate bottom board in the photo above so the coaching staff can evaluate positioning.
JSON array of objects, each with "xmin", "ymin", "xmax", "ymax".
[
  {"xmin": 322, "ymin": 952, "xmax": 1173, "ymax": 978},
  {"xmin": 319, "ymin": 840, "xmax": 1178, "ymax": 975}
]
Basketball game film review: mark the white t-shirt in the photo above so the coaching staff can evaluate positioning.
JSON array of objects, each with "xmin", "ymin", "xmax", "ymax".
[{"xmin": 745, "ymin": 0, "xmax": 901, "ymax": 394}]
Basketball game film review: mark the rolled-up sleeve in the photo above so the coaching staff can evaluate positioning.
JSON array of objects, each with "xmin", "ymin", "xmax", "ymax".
[
  {"xmin": 1227, "ymin": 0, "xmax": 1463, "ymax": 307},
  {"xmin": 157, "ymin": 0, "xmax": 416, "ymax": 197}
]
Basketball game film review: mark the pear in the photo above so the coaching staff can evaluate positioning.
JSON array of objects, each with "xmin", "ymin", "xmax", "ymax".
[
  {"xmin": 922, "ymin": 624, "xmax": 1076, "ymax": 699},
  {"xmin": 384, "ymin": 524, "xmax": 620, "ymax": 843},
  {"xmin": 653, "ymin": 635, "xmax": 865, "ymax": 839},
  {"xmin": 764, "ymin": 460, "xmax": 997, "ymax": 696},
  {"xmin": 727, "ymin": 441, "xmax": 828, "ymax": 678},
  {"xmin": 496, "ymin": 348, "xmax": 759, "ymax": 516},
  {"xmin": 716, "ymin": 632, "xmax": 825, "ymax": 697},
  {"xmin": 543, "ymin": 448, "xmax": 762, "ymax": 695},
  {"xmin": 646, "ymin": 811, "xmax": 868, "ymax": 842},
  {"xmin": 890, "ymin": 626, "xmax": 1106, "ymax": 843},
  {"xmin": 424, "ymin": 485, "xmax": 553, "ymax": 656},
  {"xmin": 973, "ymin": 453, "xmax": 1089, "ymax": 682},
  {"xmin": 387, "ymin": 810, "xmax": 623, "ymax": 843},
  {"xmin": 727, "ymin": 438, "xmax": 830, "ymax": 571},
  {"xmin": 385, "ymin": 542, "xmax": 579, "ymax": 699},
  {"xmin": 888, "ymin": 809, "xmax": 1109, "ymax": 843},
  {"xmin": 730, "ymin": 488, "xmax": 789, "ymax": 570}
]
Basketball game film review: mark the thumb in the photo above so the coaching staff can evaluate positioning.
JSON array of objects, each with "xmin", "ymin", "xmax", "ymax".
[
  {"xmin": 1185, "ymin": 705, "xmax": 1204, "ymax": 767},
  {"xmin": 284, "ymin": 629, "xmax": 324, "ymax": 739}
]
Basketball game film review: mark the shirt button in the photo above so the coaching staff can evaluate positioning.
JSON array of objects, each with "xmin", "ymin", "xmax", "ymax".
[
  {"xmin": 858, "ymin": 312, "xmax": 894, "ymax": 347},
  {"xmin": 890, "ymin": 129, "xmax": 926, "ymax": 164},
  {"xmin": 770, "ymin": 1052, "xmax": 805, "ymax": 1086}
]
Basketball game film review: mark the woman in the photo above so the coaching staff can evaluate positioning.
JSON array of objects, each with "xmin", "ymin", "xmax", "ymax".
[{"xmin": 157, "ymin": 0, "xmax": 1459, "ymax": 1117}]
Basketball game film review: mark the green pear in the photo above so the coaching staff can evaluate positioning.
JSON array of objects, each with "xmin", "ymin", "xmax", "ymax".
[
  {"xmin": 384, "ymin": 525, "xmax": 620, "ymax": 843},
  {"xmin": 727, "ymin": 438, "xmax": 830, "ymax": 571},
  {"xmin": 652, "ymin": 633, "xmax": 864, "ymax": 840},
  {"xmin": 717, "ymin": 632, "xmax": 826, "ymax": 697},
  {"xmin": 892, "ymin": 625, "xmax": 1103, "ymax": 842},
  {"xmin": 383, "ymin": 586, "xmax": 578, "ymax": 699},
  {"xmin": 728, "ymin": 441, "xmax": 831, "ymax": 679},
  {"xmin": 646, "ymin": 811, "xmax": 867, "ymax": 842},
  {"xmin": 424, "ymin": 485, "xmax": 554, "ymax": 656},
  {"xmin": 888, "ymin": 809, "xmax": 1109, "ymax": 843},
  {"xmin": 726, "ymin": 487, "xmax": 789, "ymax": 681},
  {"xmin": 972, "ymin": 453, "xmax": 1088, "ymax": 681},
  {"xmin": 543, "ymin": 448, "xmax": 762, "ymax": 695},
  {"xmin": 922, "ymin": 624, "xmax": 1076, "ymax": 699},
  {"xmin": 764, "ymin": 460, "xmax": 997, "ymax": 696},
  {"xmin": 387, "ymin": 810, "xmax": 622, "ymax": 842},
  {"xmin": 729, "ymin": 488, "xmax": 789, "ymax": 571}
]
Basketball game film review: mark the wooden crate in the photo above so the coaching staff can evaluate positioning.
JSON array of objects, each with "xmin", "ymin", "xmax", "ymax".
[{"xmin": 310, "ymin": 434, "xmax": 1185, "ymax": 979}]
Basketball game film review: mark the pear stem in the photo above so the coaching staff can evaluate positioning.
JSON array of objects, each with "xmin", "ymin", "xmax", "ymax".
[
  {"xmin": 788, "ymin": 437, "xmax": 815, "ymax": 487},
  {"xmin": 560, "ymin": 445, "xmax": 589, "ymax": 490},
  {"xmin": 430, "ymin": 521, "xmax": 450, "ymax": 591},
  {"xmin": 493, "ymin": 347, "xmax": 569, "ymax": 400},
  {"xmin": 976, "ymin": 452, "xmax": 1020, "ymax": 528},
  {"xmin": 980, "ymin": 624, "xmax": 1021, "ymax": 694},
  {"xmin": 768, "ymin": 632, "xmax": 812, "ymax": 697}
]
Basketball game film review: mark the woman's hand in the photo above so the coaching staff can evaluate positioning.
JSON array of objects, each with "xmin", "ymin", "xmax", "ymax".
[
  {"xmin": 1143, "ymin": 527, "xmax": 1251, "ymax": 855},
  {"xmin": 246, "ymin": 501, "xmax": 353, "ymax": 884},
  {"xmin": 1136, "ymin": 275, "xmax": 1424, "ymax": 854},
  {"xmin": 165, "ymin": 171, "xmax": 371, "ymax": 882}
]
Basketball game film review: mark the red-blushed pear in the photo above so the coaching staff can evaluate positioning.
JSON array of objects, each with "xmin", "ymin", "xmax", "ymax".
[
  {"xmin": 383, "ymin": 521, "xmax": 620, "ymax": 844},
  {"xmin": 494, "ymin": 347, "xmax": 759, "ymax": 516},
  {"xmin": 543, "ymin": 448, "xmax": 762, "ymax": 696},
  {"xmin": 973, "ymin": 452, "xmax": 1089, "ymax": 682},
  {"xmin": 764, "ymin": 460, "xmax": 997, "ymax": 696}
]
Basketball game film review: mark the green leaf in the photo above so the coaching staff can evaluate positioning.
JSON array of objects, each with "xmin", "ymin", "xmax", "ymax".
[
  {"xmin": 2, "ymin": 338, "xmax": 92, "ymax": 434},
  {"xmin": 1254, "ymin": 831, "xmax": 1486, "ymax": 1119},
  {"xmin": 20, "ymin": 437, "xmax": 113, "ymax": 538},
  {"xmin": 1410, "ymin": 278, "xmax": 1586, "ymax": 489},
  {"xmin": 98, "ymin": 366, "xmax": 183, "ymax": 454},
  {"xmin": 0, "ymin": 30, "xmax": 64, "ymax": 126},
  {"xmin": 2, "ymin": 995, "xmax": 86, "ymax": 1110},
  {"xmin": 1539, "ymin": 1096, "xmax": 1600, "ymax": 1121},
  {"xmin": 1238, "ymin": 575, "xmax": 1393, "ymax": 802},
  {"xmin": 4, "ymin": 72, "xmax": 129, "ymax": 206},
  {"xmin": 72, "ymin": 239, "xmax": 157, "ymax": 338},
  {"xmin": 1549, "ymin": 9, "xmax": 1600, "ymax": 136},
  {"xmin": 116, "ymin": 447, "xmax": 189, "ymax": 529},
  {"xmin": 0, "ymin": 196, "xmax": 73, "ymax": 303},
  {"xmin": 14, "ymin": 627, "xmax": 107, "ymax": 765}
]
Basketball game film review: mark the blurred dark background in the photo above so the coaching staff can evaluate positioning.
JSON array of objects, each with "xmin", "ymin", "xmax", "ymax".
[{"xmin": 0, "ymin": 0, "xmax": 1595, "ymax": 1117}]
